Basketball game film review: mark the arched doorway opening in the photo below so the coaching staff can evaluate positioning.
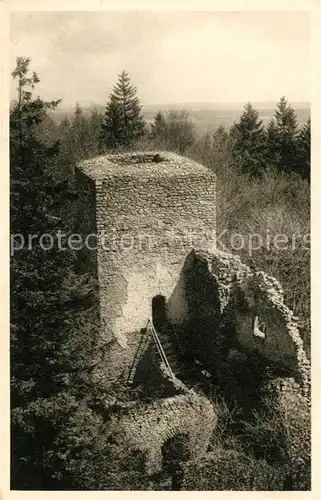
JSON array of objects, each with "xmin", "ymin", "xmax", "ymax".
[{"xmin": 161, "ymin": 433, "xmax": 190, "ymax": 490}]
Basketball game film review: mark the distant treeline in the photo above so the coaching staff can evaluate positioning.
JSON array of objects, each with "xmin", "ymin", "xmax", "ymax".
[{"xmin": 32, "ymin": 69, "xmax": 310, "ymax": 181}]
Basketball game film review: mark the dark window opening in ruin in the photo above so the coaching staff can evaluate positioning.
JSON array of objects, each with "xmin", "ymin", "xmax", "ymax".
[
  {"xmin": 127, "ymin": 449, "xmax": 146, "ymax": 473},
  {"xmin": 161, "ymin": 433, "xmax": 190, "ymax": 473},
  {"xmin": 252, "ymin": 315, "xmax": 267, "ymax": 339},
  {"xmin": 152, "ymin": 294, "xmax": 167, "ymax": 333}
]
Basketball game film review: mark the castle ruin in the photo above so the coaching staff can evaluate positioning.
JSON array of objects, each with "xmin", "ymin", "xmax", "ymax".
[
  {"xmin": 75, "ymin": 151, "xmax": 310, "ymax": 483},
  {"xmin": 76, "ymin": 151, "xmax": 216, "ymax": 346}
]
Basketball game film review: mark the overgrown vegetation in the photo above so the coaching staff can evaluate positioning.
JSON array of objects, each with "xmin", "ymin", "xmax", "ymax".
[
  {"xmin": 10, "ymin": 61, "xmax": 310, "ymax": 490},
  {"xmin": 11, "ymin": 58, "xmax": 122, "ymax": 489}
]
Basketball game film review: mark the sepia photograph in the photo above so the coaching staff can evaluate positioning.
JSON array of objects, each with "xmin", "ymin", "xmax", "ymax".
[{"xmin": 8, "ymin": 6, "xmax": 311, "ymax": 492}]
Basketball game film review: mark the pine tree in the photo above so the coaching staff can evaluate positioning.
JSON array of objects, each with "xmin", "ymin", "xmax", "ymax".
[
  {"xmin": 213, "ymin": 125, "xmax": 229, "ymax": 147},
  {"xmin": 71, "ymin": 102, "xmax": 90, "ymax": 160},
  {"xmin": 87, "ymin": 106, "xmax": 104, "ymax": 156},
  {"xmin": 101, "ymin": 70, "xmax": 146, "ymax": 150},
  {"xmin": 272, "ymin": 96, "xmax": 299, "ymax": 174},
  {"xmin": 202, "ymin": 131, "xmax": 213, "ymax": 150},
  {"xmin": 150, "ymin": 111, "xmax": 168, "ymax": 147},
  {"xmin": 229, "ymin": 103, "xmax": 267, "ymax": 176},
  {"xmin": 266, "ymin": 118, "xmax": 281, "ymax": 170},
  {"xmin": 296, "ymin": 117, "xmax": 310, "ymax": 181},
  {"xmin": 211, "ymin": 125, "xmax": 234, "ymax": 171},
  {"xmin": 10, "ymin": 57, "xmax": 104, "ymax": 489},
  {"xmin": 57, "ymin": 115, "xmax": 75, "ymax": 179}
]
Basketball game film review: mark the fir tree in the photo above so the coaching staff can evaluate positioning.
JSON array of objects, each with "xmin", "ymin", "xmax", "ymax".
[
  {"xmin": 57, "ymin": 115, "xmax": 75, "ymax": 179},
  {"xmin": 150, "ymin": 111, "xmax": 168, "ymax": 147},
  {"xmin": 87, "ymin": 106, "xmax": 104, "ymax": 156},
  {"xmin": 10, "ymin": 57, "xmax": 104, "ymax": 489},
  {"xmin": 202, "ymin": 131, "xmax": 213, "ymax": 150},
  {"xmin": 296, "ymin": 117, "xmax": 310, "ymax": 181},
  {"xmin": 101, "ymin": 70, "xmax": 146, "ymax": 150},
  {"xmin": 211, "ymin": 125, "xmax": 234, "ymax": 171},
  {"xmin": 271, "ymin": 96, "xmax": 299, "ymax": 173},
  {"xmin": 266, "ymin": 118, "xmax": 282, "ymax": 170},
  {"xmin": 229, "ymin": 103, "xmax": 267, "ymax": 176},
  {"xmin": 71, "ymin": 102, "xmax": 90, "ymax": 160},
  {"xmin": 213, "ymin": 125, "xmax": 229, "ymax": 147}
]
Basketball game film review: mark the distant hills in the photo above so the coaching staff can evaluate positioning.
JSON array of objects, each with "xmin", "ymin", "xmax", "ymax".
[
  {"xmin": 142, "ymin": 102, "xmax": 310, "ymax": 134},
  {"xmin": 50, "ymin": 101, "xmax": 310, "ymax": 135}
]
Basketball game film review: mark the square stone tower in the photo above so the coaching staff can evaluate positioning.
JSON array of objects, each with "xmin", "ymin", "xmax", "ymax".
[{"xmin": 75, "ymin": 152, "xmax": 216, "ymax": 346}]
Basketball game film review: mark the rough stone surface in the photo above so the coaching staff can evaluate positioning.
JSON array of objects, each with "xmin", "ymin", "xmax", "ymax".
[
  {"xmin": 76, "ymin": 152, "xmax": 216, "ymax": 346},
  {"xmin": 75, "ymin": 152, "xmax": 310, "ymax": 487},
  {"xmin": 106, "ymin": 392, "xmax": 216, "ymax": 475},
  {"xmin": 183, "ymin": 249, "xmax": 310, "ymax": 392}
]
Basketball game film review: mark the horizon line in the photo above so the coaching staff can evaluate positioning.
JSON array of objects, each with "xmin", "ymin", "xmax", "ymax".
[{"xmin": 49, "ymin": 100, "xmax": 311, "ymax": 111}]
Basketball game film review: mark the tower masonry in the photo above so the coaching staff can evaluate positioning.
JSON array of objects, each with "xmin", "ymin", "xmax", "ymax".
[{"xmin": 76, "ymin": 151, "xmax": 216, "ymax": 346}]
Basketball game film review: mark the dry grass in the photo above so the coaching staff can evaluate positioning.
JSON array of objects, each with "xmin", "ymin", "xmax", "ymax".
[{"xmin": 187, "ymin": 148, "xmax": 310, "ymax": 355}]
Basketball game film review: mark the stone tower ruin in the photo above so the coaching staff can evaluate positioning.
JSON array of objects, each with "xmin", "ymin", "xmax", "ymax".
[
  {"xmin": 75, "ymin": 151, "xmax": 310, "ymax": 480},
  {"xmin": 75, "ymin": 151, "xmax": 216, "ymax": 347}
]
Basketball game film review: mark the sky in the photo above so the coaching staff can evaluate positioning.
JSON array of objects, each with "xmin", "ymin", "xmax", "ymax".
[{"xmin": 10, "ymin": 11, "xmax": 310, "ymax": 108}]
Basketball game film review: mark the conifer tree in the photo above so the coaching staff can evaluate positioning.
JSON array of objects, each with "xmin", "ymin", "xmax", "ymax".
[
  {"xmin": 210, "ymin": 125, "xmax": 234, "ymax": 171},
  {"xmin": 270, "ymin": 96, "xmax": 299, "ymax": 174},
  {"xmin": 87, "ymin": 106, "xmax": 104, "ymax": 156},
  {"xmin": 71, "ymin": 102, "xmax": 90, "ymax": 160},
  {"xmin": 101, "ymin": 70, "xmax": 146, "ymax": 150},
  {"xmin": 150, "ymin": 111, "xmax": 168, "ymax": 147},
  {"xmin": 266, "ymin": 118, "xmax": 281, "ymax": 170},
  {"xmin": 202, "ymin": 131, "xmax": 213, "ymax": 150},
  {"xmin": 213, "ymin": 125, "xmax": 229, "ymax": 147},
  {"xmin": 296, "ymin": 117, "xmax": 310, "ymax": 181},
  {"xmin": 229, "ymin": 103, "xmax": 267, "ymax": 176},
  {"xmin": 57, "ymin": 115, "xmax": 75, "ymax": 179},
  {"xmin": 10, "ymin": 57, "xmax": 104, "ymax": 489}
]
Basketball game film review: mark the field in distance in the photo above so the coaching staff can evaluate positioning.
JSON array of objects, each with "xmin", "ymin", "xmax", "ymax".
[{"xmin": 50, "ymin": 101, "xmax": 310, "ymax": 135}]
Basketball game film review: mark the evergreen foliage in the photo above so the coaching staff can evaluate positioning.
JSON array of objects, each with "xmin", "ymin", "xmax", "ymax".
[
  {"xmin": 268, "ymin": 96, "xmax": 300, "ymax": 174},
  {"xmin": 101, "ymin": 70, "xmax": 146, "ymax": 150},
  {"xmin": 266, "ymin": 118, "xmax": 281, "ymax": 170},
  {"xmin": 229, "ymin": 103, "xmax": 267, "ymax": 176},
  {"xmin": 213, "ymin": 125, "xmax": 229, "ymax": 144},
  {"xmin": 10, "ymin": 57, "xmax": 104, "ymax": 489},
  {"xmin": 296, "ymin": 118, "xmax": 310, "ymax": 181},
  {"xmin": 150, "ymin": 111, "xmax": 168, "ymax": 147}
]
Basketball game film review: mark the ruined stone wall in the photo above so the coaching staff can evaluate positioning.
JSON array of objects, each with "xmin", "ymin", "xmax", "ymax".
[
  {"xmin": 93, "ymin": 324, "xmax": 217, "ymax": 479},
  {"xmin": 106, "ymin": 392, "xmax": 216, "ymax": 475},
  {"xmin": 76, "ymin": 152, "xmax": 216, "ymax": 346},
  {"xmin": 179, "ymin": 249, "xmax": 310, "ymax": 391}
]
